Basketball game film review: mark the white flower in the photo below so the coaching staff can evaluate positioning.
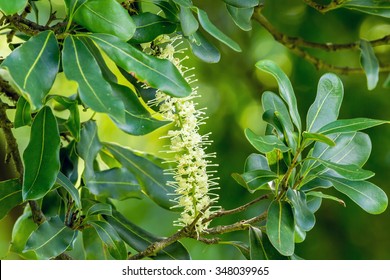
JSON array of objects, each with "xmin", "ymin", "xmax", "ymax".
[{"xmin": 146, "ymin": 36, "xmax": 219, "ymax": 235}]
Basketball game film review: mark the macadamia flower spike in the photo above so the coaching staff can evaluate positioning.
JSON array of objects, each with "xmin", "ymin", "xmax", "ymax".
[{"xmin": 146, "ymin": 35, "xmax": 219, "ymax": 235}]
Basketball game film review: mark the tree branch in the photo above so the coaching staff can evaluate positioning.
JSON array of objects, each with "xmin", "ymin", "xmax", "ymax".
[
  {"xmin": 252, "ymin": 6, "xmax": 390, "ymax": 74},
  {"xmin": 204, "ymin": 213, "xmax": 267, "ymax": 235}
]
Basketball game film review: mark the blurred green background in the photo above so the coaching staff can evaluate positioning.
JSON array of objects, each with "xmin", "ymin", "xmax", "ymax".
[{"xmin": 1, "ymin": 0, "xmax": 390, "ymax": 259}]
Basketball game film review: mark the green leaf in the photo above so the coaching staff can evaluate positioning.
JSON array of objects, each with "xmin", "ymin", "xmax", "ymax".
[
  {"xmin": 188, "ymin": 31, "xmax": 221, "ymax": 63},
  {"xmin": 262, "ymin": 91, "xmax": 296, "ymax": 151},
  {"xmin": 303, "ymin": 132, "xmax": 335, "ymax": 146},
  {"xmin": 232, "ymin": 170, "xmax": 277, "ymax": 193},
  {"xmin": 104, "ymin": 211, "xmax": 190, "ymax": 260},
  {"xmin": 226, "ymin": 5, "xmax": 253, "ymax": 31},
  {"xmin": 315, "ymin": 158, "xmax": 375, "ymax": 181},
  {"xmin": 0, "ymin": 31, "xmax": 59, "ymax": 111},
  {"xmin": 0, "ymin": 0, "xmax": 27, "ymax": 15},
  {"xmin": 179, "ymin": 6, "xmax": 199, "ymax": 36},
  {"xmin": 256, "ymin": 60, "xmax": 301, "ymax": 132},
  {"xmin": 0, "ymin": 179, "xmax": 22, "ymax": 220},
  {"xmin": 306, "ymin": 194, "xmax": 322, "ymax": 212},
  {"xmin": 307, "ymin": 191, "xmax": 346, "ymax": 207},
  {"xmin": 324, "ymin": 176, "xmax": 388, "ymax": 214},
  {"xmin": 82, "ymin": 227, "xmax": 108, "ymax": 260},
  {"xmin": 14, "ymin": 96, "xmax": 31, "ymax": 128},
  {"xmin": 286, "ymin": 189, "xmax": 315, "ymax": 232},
  {"xmin": 23, "ymin": 107, "xmax": 60, "ymax": 200},
  {"xmin": 172, "ymin": 0, "xmax": 193, "ymax": 7},
  {"xmin": 77, "ymin": 121, "xmax": 102, "ymax": 178},
  {"xmin": 294, "ymin": 224, "xmax": 306, "ymax": 243},
  {"xmin": 384, "ymin": 73, "xmax": 390, "ymax": 88},
  {"xmin": 89, "ymin": 220, "xmax": 127, "ymax": 260},
  {"xmin": 341, "ymin": 0, "xmax": 390, "ymax": 18},
  {"xmin": 86, "ymin": 203, "xmax": 112, "ymax": 217},
  {"xmin": 10, "ymin": 210, "xmax": 38, "ymax": 259},
  {"xmin": 195, "ymin": 8, "xmax": 242, "ymax": 52},
  {"xmin": 306, "ymin": 73, "xmax": 343, "ymax": 132},
  {"xmin": 24, "ymin": 216, "xmax": 77, "ymax": 259},
  {"xmin": 56, "ymin": 172, "xmax": 81, "ymax": 209},
  {"xmin": 220, "ymin": 241, "xmax": 250, "ymax": 259},
  {"xmin": 73, "ymin": 0, "xmax": 136, "ymax": 41},
  {"xmin": 62, "ymin": 36, "xmax": 125, "ymax": 122},
  {"xmin": 249, "ymin": 226, "xmax": 268, "ymax": 260},
  {"xmin": 104, "ymin": 143, "xmax": 176, "ymax": 210},
  {"xmin": 360, "ymin": 40, "xmax": 379, "ymax": 90},
  {"xmin": 318, "ymin": 118, "xmax": 389, "ymax": 135},
  {"xmin": 64, "ymin": 0, "xmax": 87, "ymax": 16},
  {"xmin": 131, "ymin": 12, "xmax": 177, "ymax": 44},
  {"xmin": 245, "ymin": 128, "xmax": 290, "ymax": 153},
  {"xmin": 223, "ymin": 0, "xmax": 259, "ymax": 8},
  {"xmin": 60, "ymin": 140, "xmax": 79, "ymax": 184},
  {"xmin": 53, "ymin": 96, "xmax": 80, "ymax": 140},
  {"xmin": 88, "ymin": 33, "xmax": 191, "ymax": 97},
  {"xmin": 266, "ymin": 200, "xmax": 294, "ymax": 256},
  {"xmin": 109, "ymin": 82, "xmax": 169, "ymax": 135},
  {"xmin": 154, "ymin": 0, "xmax": 180, "ymax": 21},
  {"xmin": 244, "ymin": 153, "xmax": 270, "ymax": 172},
  {"xmin": 86, "ymin": 168, "xmax": 141, "ymax": 200}
]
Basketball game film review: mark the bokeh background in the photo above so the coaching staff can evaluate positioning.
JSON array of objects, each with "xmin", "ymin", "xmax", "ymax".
[{"xmin": 1, "ymin": 0, "xmax": 390, "ymax": 259}]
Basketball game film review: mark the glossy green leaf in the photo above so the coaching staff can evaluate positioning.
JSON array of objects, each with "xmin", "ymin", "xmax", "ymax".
[
  {"xmin": 109, "ymin": 82, "xmax": 169, "ymax": 135},
  {"xmin": 64, "ymin": 0, "xmax": 87, "ymax": 16},
  {"xmin": 232, "ymin": 170, "xmax": 277, "ymax": 193},
  {"xmin": 131, "ymin": 12, "xmax": 177, "ymax": 44},
  {"xmin": 223, "ymin": 0, "xmax": 259, "ymax": 8},
  {"xmin": 324, "ymin": 176, "xmax": 388, "ymax": 214},
  {"xmin": 23, "ymin": 107, "xmax": 60, "ymax": 200},
  {"xmin": 266, "ymin": 200, "xmax": 294, "ymax": 256},
  {"xmin": 262, "ymin": 91, "xmax": 296, "ymax": 151},
  {"xmin": 249, "ymin": 226, "xmax": 267, "ymax": 260},
  {"xmin": 221, "ymin": 241, "xmax": 250, "ymax": 259},
  {"xmin": 286, "ymin": 189, "xmax": 315, "ymax": 232},
  {"xmin": 315, "ymin": 158, "xmax": 374, "ymax": 181},
  {"xmin": 73, "ymin": 0, "xmax": 135, "ymax": 41},
  {"xmin": 86, "ymin": 203, "xmax": 112, "ymax": 217},
  {"xmin": 0, "ymin": 31, "xmax": 59, "ymax": 111},
  {"xmin": 56, "ymin": 172, "xmax": 81, "ymax": 208},
  {"xmin": 256, "ymin": 60, "xmax": 301, "ymax": 132},
  {"xmin": 196, "ymin": 8, "xmax": 242, "ymax": 52},
  {"xmin": 87, "ymin": 168, "xmax": 141, "ymax": 200},
  {"xmin": 77, "ymin": 121, "xmax": 102, "ymax": 178},
  {"xmin": 306, "ymin": 73, "xmax": 343, "ymax": 132},
  {"xmin": 89, "ymin": 220, "xmax": 127, "ymax": 260},
  {"xmin": 105, "ymin": 143, "xmax": 176, "ymax": 210},
  {"xmin": 245, "ymin": 128, "xmax": 290, "ymax": 153},
  {"xmin": 188, "ymin": 31, "xmax": 221, "ymax": 63},
  {"xmin": 10, "ymin": 210, "xmax": 38, "ymax": 259},
  {"xmin": 360, "ymin": 40, "xmax": 379, "ymax": 90},
  {"xmin": 179, "ymin": 6, "xmax": 199, "ymax": 36},
  {"xmin": 0, "ymin": 0, "xmax": 27, "ymax": 15},
  {"xmin": 303, "ymin": 132, "xmax": 335, "ymax": 146},
  {"xmin": 318, "ymin": 118, "xmax": 389, "ymax": 135},
  {"xmin": 14, "ymin": 97, "xmax": 31, "ymax": 128},
  {"xmin": 0, "ymin": 179, "xmax": 22, "ymax": 220},
  {"xmin": 82, "ymin": 227, "xmax": 108, "ymax": 260},
  {"xmin": 307, "ymin": 191, "xmax": 346, "ymax": 207},
  {"xmin": 244, "ymin": 153, "xmax": 270, "ymax": 172},
  {"xmin": 105, "ymin": 211, "xmax": 190, "ymax": 260},
  {"xmin": 88, "ymin": 33, "xmax": 191, "ymax": 97},
  {"xmin": 226, "ymin": 5, "xmax": 253, "ymax": 31},
  {"xmin": 24, "ymin": 216, "xmax": 77, "ymax": 259},
  {"xmin": 384, "ymin": 73, "xmax": 390, "ymax": 88},
  {"xmin": 294, "ymin": 224, "xmax": 306, "ymax": 243},
  {"xmin": 62, "ymin": 36, "xmax": 125, "ymax": 122},
  {"xmin": 341, "ymin": 0, "xmax": 390, "ymax": 18},
  {"xmin": 154, "ymin": 0, "xmax": 180, "ymax": 21},
  {"xmin": 306, "ymin": 195, "xmax": 322, "ymax": 212},
  {"xmin": 53, "ymin": 96, "xmax": 80, "ymax": 140}
]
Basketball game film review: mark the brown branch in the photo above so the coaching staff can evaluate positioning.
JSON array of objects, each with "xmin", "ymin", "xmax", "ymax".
[
  {"xmin": 0, "ymin": 76, "xmax": 19, "ymax": 102},
  {"xmin": 302, "ymin": 0, "xmax": 346, "ymax": 13},
  {"xmin": 252, "ymin": 7, "xmax": 390, "ymax": 74}
]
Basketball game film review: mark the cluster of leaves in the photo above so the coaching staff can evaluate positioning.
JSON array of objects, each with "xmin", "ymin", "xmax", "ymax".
[{"xmin": 233, "ymin": 60, "xmax": 388, "ymax": 257}]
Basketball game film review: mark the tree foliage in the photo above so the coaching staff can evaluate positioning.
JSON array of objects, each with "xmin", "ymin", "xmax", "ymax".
[{"xmin": 0, "ymin": 0, "xmax": 389, "ymax": 260}]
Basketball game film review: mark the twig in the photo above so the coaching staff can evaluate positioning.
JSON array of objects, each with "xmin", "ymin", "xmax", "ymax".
[
  {"xmin": 252, "ymin": 7, "xmax": 390, "ymax": 74},
  {"xmin": 205, "ymin": 194, "xmax": 269, "ymax": 222},
  {"xmin": 0, "ymin": 76, "xmax": 19, "ymax": 102},
  {"xmin": 204, "ymin": 213, "xmax": 267, "ymax": 235},
  {"xmin": 302, "ymin": 0, "xmax": 346, "ymax": 13}
]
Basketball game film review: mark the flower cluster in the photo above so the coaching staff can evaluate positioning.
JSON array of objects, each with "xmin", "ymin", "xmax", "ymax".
[{"xmin": 147, "ymin": 36, "xmax": 219, "ymax": 234}]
